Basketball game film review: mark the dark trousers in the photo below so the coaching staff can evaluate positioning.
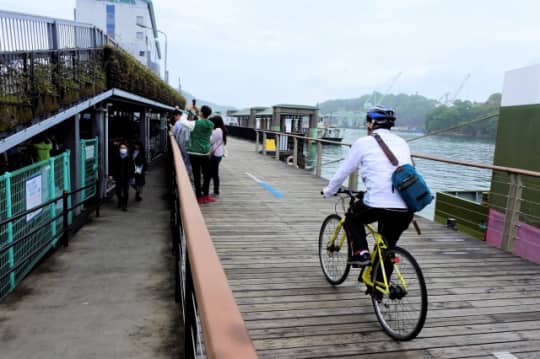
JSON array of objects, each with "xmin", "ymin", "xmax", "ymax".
[
  {"xmin": 344, "ymin": 196, "xmax": 413, "ymax": 253},
  {"xmin": 116, "ymin": 181, "xmax": 129, "ymax": 209},
  {"xmin": 210, "ymin": 156, "xmax": 222, "ymax": 195},
  {"xmin": 189, "ymin": 154, "xmax": 210, "ymax": 198}
]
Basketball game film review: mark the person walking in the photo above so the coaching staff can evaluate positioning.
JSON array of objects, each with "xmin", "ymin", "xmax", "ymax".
[
  {"xmin": 188, "ymin": 105, "xmax": 215, "ymax": 204},
  {"xmin": 174, "ymin": 110, "xmax": 195, "ymax": 173},
  {"xmin": 131, "ymin": 141, "xmax": 147, "ymax": 201},
  {"xmin": 209, "ymin": 115, "xmax": 227, "ymax": 197},
  {"xmin": 110, "ymin": 142, "xmax": 133, "ymax": 211}
]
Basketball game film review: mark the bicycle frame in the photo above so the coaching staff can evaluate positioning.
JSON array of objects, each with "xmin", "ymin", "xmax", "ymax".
[{"xmin": 326, "ymin": 218, "xmax": 408, "ymax": 296}]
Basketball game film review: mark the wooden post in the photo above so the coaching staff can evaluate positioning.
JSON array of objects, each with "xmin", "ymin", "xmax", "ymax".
[
  {"xmin": 501, "ymin": 173, "xmax": 522, "ymax": 253},
  {"xmin": 315, "ymin": 141, "xmax": 322, "ymax": 177}
]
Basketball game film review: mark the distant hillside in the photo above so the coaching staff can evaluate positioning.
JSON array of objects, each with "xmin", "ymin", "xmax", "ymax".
[
  {"xmin": 319, "ymin": 92, "xmax": 438, "ymax": 129},
  {"xmin": 180, "ymin": 90, "xmax": 236, "ymax": 113}
]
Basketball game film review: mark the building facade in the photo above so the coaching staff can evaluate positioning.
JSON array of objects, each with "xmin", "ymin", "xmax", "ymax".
[{"xmin": 75, "ymin": 0, "xmax": 161, "ymax": 75}]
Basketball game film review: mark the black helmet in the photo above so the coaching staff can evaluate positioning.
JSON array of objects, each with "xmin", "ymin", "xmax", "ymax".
[{"xmin": 366, "ymin": 106, "xmax": 396, "ymax": 129}]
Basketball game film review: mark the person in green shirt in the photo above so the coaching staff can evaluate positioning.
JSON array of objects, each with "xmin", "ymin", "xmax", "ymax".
[
  {"xmin": 188, "ymin": 105, "xmax": 215, "ymax": 204},
  {"xmin": 33, "ymin": 135, "xmax": 53, "ymax": 162}
]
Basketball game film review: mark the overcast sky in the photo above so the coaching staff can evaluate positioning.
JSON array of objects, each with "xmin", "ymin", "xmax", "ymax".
[{"xmin": 2, "ymin": 0, "xmax": 540, "ymax": 108}]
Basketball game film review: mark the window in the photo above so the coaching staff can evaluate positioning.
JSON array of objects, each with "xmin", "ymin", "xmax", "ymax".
[
  {"xmin": 106, "ymin": 5, "xmax": 115, "ymax": 38},
  {"xmin": 136, "ymin": 16, "xmax": 144, "ymax": 26},
  {"xmin": 139, "ymin": 51, "xmax": 145, "ymax": 57},
  {"xmin": 136, "ymin": 32, "xmax": 143, "ymax": 40}
]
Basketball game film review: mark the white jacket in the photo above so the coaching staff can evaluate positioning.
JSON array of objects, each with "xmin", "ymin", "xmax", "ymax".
[{"xmin": 323, "ymin": 129, "xmax": 412, "ymax": 209}]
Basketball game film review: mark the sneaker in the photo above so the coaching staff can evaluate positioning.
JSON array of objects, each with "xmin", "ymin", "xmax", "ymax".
[
  {"xmin": 197, "ymin": 197, "xmax": 207, "ymax": 204},
  {"xmin": 204, "ymin": 195, "xmax": 216, "ymax": 203},
  {"xmin": 349, "ymin": 250, "xmax": 370, "ymax": 267}
]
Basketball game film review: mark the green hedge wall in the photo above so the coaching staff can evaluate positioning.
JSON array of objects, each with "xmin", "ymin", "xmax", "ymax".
[{"xmin": 0, "ymin": 47, "xmax": 185, "ymax": 133}]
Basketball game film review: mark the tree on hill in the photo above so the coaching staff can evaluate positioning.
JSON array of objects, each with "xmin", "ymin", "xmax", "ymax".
[
  {"xmin": 318, "ymin": 92, "xmax": 438, "ymax": 129},
  {"xmin": 425, "ymin": 93, "xmax": 500, "ymax": 138}
]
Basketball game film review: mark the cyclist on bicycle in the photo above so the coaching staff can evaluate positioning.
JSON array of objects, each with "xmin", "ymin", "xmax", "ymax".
[{"xmin": 322, "ymin": 106, "xmax": 414, "ymax": 266}]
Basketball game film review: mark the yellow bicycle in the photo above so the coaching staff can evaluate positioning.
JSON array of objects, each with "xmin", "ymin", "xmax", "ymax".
[{"xmin": 319, "ymin": 188, "xmax": 428, "ymax": 341}]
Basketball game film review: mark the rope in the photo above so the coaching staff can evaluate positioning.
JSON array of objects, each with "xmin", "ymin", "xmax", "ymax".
[{"xmin": 407, "ymin": 112, "xmax": 499, "ymax": 143}]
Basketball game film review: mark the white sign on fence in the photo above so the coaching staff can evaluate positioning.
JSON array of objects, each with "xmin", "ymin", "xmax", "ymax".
[
  {"xmin": 85, "ymin": 145, "xmax": 95, "ymax": 160},
  {"xmin": 26, "ymin": 175, "xmax": 43, "ymax": 222}
]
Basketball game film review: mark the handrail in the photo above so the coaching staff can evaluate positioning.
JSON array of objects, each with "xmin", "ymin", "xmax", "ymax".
[
  {"xmin": 254, "ymin": 129, "xmax": 540, "ymax": 178},
  {"xmin": 0, "ymin": 181, "xmax": 97, "ymax": 228},
  {"xmin": 0, "ymin": 179, "xmax": 101, "ymax": 298},
  {"xmin": 0, "ymin": 9, "xmax": 118, "ymax": 52},
  {"xmin": 169, "ymin": 133, "xmax": 257, "ymax": 358}
]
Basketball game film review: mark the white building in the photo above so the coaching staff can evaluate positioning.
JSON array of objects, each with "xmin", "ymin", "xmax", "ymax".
[{"xmin": 75, "ymin": 0, "xmax": 162, "ymax": 76}]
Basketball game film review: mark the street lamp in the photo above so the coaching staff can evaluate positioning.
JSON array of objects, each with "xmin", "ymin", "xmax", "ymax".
[{"xmin": 136, "ymin": 23, "xmax": 168, "ymax": 83}]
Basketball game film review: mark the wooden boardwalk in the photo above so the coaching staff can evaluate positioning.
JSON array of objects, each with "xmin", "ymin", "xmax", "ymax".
[{"xmin": 202, "ymin": 138, "xmax": 540, "ymax": 359}]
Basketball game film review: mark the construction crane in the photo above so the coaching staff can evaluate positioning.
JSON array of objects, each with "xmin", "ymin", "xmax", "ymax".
[
  {"xmin": 363, "ymin": 72, "xmax": 402, "ymax": 109},
  {"xmin": 438, "ymin": 74, "xmax": 471, "ymax": 105}
]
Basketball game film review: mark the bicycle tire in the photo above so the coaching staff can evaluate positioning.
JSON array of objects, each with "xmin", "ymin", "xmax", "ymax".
[
  {"xmin": 319, "ymin": 214, "xmax": 351, "ymax": 285},
  {"xmin": 370, "ymin": 246, "xmax": 428, "ymax": 341}
]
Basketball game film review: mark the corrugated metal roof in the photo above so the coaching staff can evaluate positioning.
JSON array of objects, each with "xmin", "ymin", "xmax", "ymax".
[{"xmin": 274, "ymin": 104, "xmax": 318, "ymax": 110}]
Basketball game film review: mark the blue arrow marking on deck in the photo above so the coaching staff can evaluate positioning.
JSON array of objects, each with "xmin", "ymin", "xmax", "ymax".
[{"xmin": 246, "ymin": 172, "xmax": 283, "ymax": 199}]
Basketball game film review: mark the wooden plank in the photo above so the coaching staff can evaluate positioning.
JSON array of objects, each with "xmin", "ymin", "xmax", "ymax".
[{"xmin": 200, "ymin": 138, "xmax": 540, "ymax": 358}]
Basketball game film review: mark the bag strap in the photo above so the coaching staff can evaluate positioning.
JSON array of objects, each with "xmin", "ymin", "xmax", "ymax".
[{"xmin": 372, "ymin": 133, "xmax": 399, "ymax": 166}]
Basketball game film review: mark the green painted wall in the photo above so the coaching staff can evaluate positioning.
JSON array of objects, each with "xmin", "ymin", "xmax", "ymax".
[
  {"xmin": 434, "ymin": 192, "xmax": 488, "ymax": 240},
  {"xmin": 490, "ymin": 104, "xmax": 540, "ymax": 227}
]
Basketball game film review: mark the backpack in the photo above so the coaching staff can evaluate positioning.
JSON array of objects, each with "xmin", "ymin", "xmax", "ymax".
[{"xmin": 372, "ymin": 134, "xmax": 433, "ymax": 212}]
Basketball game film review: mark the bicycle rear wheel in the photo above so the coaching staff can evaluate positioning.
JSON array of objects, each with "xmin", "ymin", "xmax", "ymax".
[
  {"xmin": 371, "ymin": 246, "xmax": 428, "ymax": 341},
  {"xmin": 319, "ymin": 214, "xmax": 351, "ymax": 285}
]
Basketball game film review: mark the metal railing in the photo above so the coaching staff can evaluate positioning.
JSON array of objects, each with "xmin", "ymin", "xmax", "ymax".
[
  {"xmin": 0, "ymin": 10, "xmax": 117, "ymax": 53},
  {"xmin": 252, "ymin": 129, "xmax": 540, "ymax": 259},
  {"xmin": 0, "ymin": 179, "xmax": 101, "ymax": 300},
  {"xmin": 168, "ymin": 133, "xmax": 257, "ymax": 359}
]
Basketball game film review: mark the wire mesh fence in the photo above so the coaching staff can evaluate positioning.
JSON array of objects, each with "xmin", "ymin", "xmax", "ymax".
[
  {"xmin": 0, "ymin": 152, "xmax": 70, "ymax": 299},
  {"xmin": 80, "ymin": 138, "xmax": 98, "ymax": 202}
]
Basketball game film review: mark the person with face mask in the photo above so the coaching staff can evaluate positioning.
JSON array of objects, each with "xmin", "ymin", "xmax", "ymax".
[
  {"xmin": 131, "ymin": 142, "xmax": 147, "ymax": 201},
  {"xmin": 110, "ymin": 143, "xmax": 133, "ymax": 211}
]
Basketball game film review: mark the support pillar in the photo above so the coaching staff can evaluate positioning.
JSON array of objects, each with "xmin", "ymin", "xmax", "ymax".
[
  {"xmin": 271, "ymin": 107, "xmax": 281, "ymax": 132},
  {"xmin": 308, "ymin": 109, "xmax": 320, "ymax": 140},
  {"xmin": 248, "ymin": 108, "xmax": 257, "ymax": 129},
  {"xmin": 94, "ymin": 107, "xmax": 107, "ymax": 199},
  {"xmin": 139, "ymin": 110, "xmax": 150, "ymax": 163},
  {"xmin": 66, "ymin": 114, "xmax": 81, "ymax": 215}
]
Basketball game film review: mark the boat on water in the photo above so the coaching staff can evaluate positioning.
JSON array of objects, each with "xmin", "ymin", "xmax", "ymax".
[{"xmin": 316, "ymin": 116, "xmax": 345, "ymax": 142}]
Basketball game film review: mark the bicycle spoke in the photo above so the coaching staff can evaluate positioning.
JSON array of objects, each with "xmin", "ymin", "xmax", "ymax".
[{"xmin": 371, "ymin": 247, "xmax": 428, "ymax": 341}]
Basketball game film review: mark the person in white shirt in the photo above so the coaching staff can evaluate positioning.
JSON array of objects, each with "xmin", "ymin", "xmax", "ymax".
[
  {"xmin": 172, "ymin": 109, "xmax": 195, "ymax": 173},
  {"xmin": 209, "ymin": 115, "xmax": 227, "ymax": 196},
  {"xmin": 322, "ymin": 107, "xmax": 414, "ymax": 266}
]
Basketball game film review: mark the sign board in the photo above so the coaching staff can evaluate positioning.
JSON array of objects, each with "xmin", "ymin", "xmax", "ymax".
[
  {"xmin": 85, "ymin": 145, "xmax": 95, "ymax": 160},
  {"xmin": 26, "ymin": 175, "xmax": 43, "ymax": 222}
]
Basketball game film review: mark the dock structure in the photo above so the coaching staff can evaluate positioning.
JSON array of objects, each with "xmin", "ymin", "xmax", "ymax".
[{"xmin": 199, "ymin": 137, "xmax": 540, "ymax": 358}]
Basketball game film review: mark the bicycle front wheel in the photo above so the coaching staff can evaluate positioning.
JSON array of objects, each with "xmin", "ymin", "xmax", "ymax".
[
  {"xmin": 371, "ymin": 246, "xmax": 428, "ymax": 341},
  {"xmin": 319, "ymin": 214, "xmax": 351, "ymax": 285}
]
